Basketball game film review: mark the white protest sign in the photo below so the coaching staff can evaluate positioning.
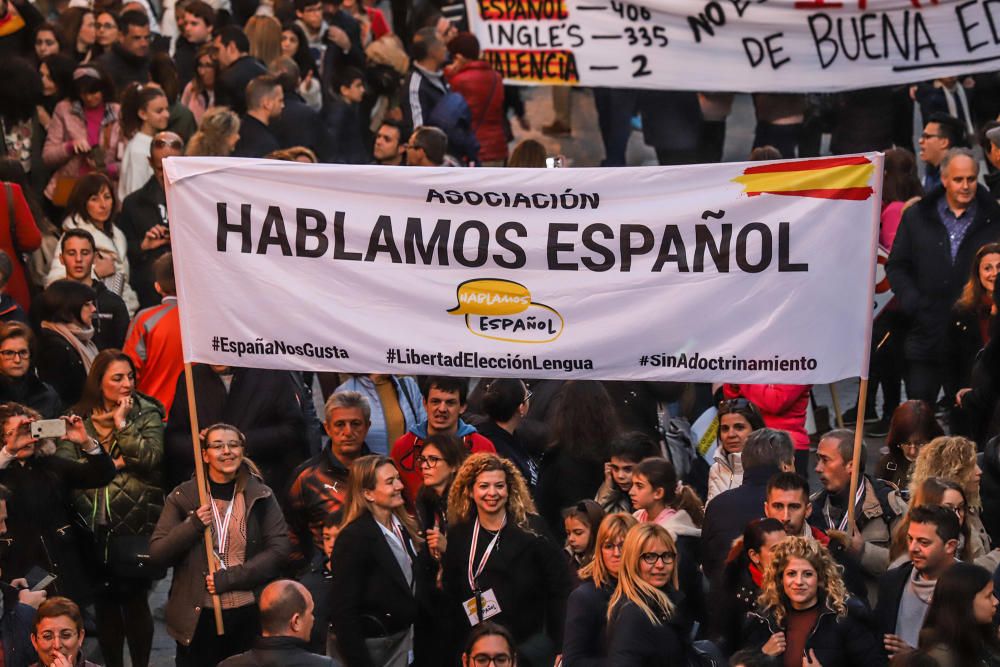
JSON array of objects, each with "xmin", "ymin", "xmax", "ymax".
[
  {"xmin": 164, "ymin": 154, "xmax": 882, "ymax": 382},
  {"xmin": 466, "ymin": 0, "xmax": 1000, "ymax": 92}
]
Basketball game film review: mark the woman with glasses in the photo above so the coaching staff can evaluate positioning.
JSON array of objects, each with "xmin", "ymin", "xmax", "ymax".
[
  {"xmin": 414, "ymin": 433, "xmax": 467, "ymax": 667},
  {"xmin": 476, "ymin": 378, "xmax": 539, "ymax": 492},
  {"xmin": 722, "ymin": 383, "xmax": 811, "ymax": 477},
  {"xmin": 443, "ymin": 453, "xmax": 570, "ymax": 667},
  {"xmin": 0, "ymin": 322, "xmax": 61, "ymax": 417},
  {"xmin": 606, "ymin": 523, "xmax": 694, "ymax": 665},
  {"xmin": 329, "ymin": 455, "xmax": 421, "ymax": 667},
  {"xmin": 707, "ymin": 398, "xmax": 766, "ymax": 503},
  {"xmin": 743, "ymin": 536, "xmax": 884, "ymax": 665},
  {"xmin": 180, "ymin": 46, "xmax": 216, "ymax": 125},
  {"xmin": 562, "ymin": 513, "xmax": 637, "ymax": 667},
  {"xmin": 150, "ymin": 423, "xmax": 290, "ymax": 667},
  {"xmin": 94, "ymin": 12, "xmax": 119, "ymax": 57},
  {"xmin": 55, "ymin": 349, "xmax": 164, "ymax": 667},
  {"xmin": 876, "ymin": 400, "xmax": 943, "ymax": 491},
  {"xmin": 462, "ymin": 622, "xmax": 518, "ymax": 667}
]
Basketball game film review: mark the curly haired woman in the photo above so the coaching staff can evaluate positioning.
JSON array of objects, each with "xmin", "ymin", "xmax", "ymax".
[
  {"xmin": 743, "ymin": 536, "xmax": 886, "ymax": 665},
  {"xmin": 442, "ymin": 453, "xmax": 570, "ymax": 667}
]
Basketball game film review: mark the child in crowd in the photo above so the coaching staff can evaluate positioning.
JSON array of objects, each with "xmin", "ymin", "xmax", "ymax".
[
  {"xmin": 562, "ymin": 499, "xmax": 605, "ymax": 573},
  {"xmin": 594, "ymin": 432, "xmax": 660, "ymax": 514}
]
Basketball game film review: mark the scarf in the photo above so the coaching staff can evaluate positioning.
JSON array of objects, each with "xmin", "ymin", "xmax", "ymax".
[
  {"xmin": 909, "ymin": 565, "xmax": 938, "ymax": 604},
  {"xmin": 41, "ymin": 321, "xmax": 98, "ymax": 371}
]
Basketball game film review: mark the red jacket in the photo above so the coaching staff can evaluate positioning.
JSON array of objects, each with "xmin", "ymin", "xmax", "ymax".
[
  {"xmin": 0, "ymin": 182, "xmax": 41, "ymax": 310},
  {"xmin": 124, "ymin": 297, "xmax": 183, "ymax": 416},
  {"xmin": 446, "ymin": 61, "xmax": 507, "ymax": 162},
  {"xmin": 723, "ymin": 383, "xmax": 812, "ymax": 449},
  {"xmin": 391, "ymin": 421, "xmax": 495, "ymax": 503}
]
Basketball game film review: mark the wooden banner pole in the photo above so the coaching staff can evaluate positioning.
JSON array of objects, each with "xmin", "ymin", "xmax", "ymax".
[{"xmin": 846, "ymin": 378, "xmax": 869, "ymax": 531}]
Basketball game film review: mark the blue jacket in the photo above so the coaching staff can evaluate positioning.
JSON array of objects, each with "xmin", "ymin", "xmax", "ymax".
[
  {"xmin": 2, "ymin": 596, "xmax": 37, "ymax": 667},
  {"xmin": 335, "ymin": 376, "xmax": 425, "ymax": 455}
]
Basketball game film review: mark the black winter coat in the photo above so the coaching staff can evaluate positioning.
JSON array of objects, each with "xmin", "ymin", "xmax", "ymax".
[
  {"xmin": 217, "ymin": 56, "xmax": 267, "ymax": 115},
  {"xmin": 328, "ymin": 512, "xmax": 420, "ymax": 667},
  {"xmin": 165, "ymin": 365, "xmax": 308, "ymax": 493},
  {"xmin": 233, "ymin": 115, "xmax": 280, "ymax": 159},
  {"xmin": 606, "ymin": 589, "xmax": 692, "ymax": 667},
  {"xmin": 95, "ymin": 44, "xmax": 150, "ymax": 90},
  {"xmin": 562, "ymin": 579, "xmax": 614, "ymax": 667},
  {"xmin": 219, "ymin": 636, "xmax": 334, "ymax": 667},
  {"xmin": 118, "ymin": 176, "xmax": 170, "ymax": 309},
  {"xmin": 711, "ymin": 562, "xmax": 761, "ymax": 654},
  {"xmin": 537, "ymin": 445, "xmax": 604, "ymax": 539},
  {"xmin": 0, "ymin": 446, "xmax": 116, "ymax": 604},
  {"xmin": 35, "ymin": 329, "xmax": 87, "ymax": 408},
  {"xmin": 981, "ymin": 436, "xmax": 1000, "ymax": 547},
  {"xmin": 272, "ymin": 92, "xmax": 334, "ymax": 163},
  {"xmin": 93, "ymin": 281, "xmax": 129, "ymax": 350},
  {"xmin": 0, "ymin": 372, "xmax": 61, "ymax": 418},
  {"xmin": 442, "ymin": 515, "xmax": 570, "ymax": 662},
  {"xmin": 886, "ymin": 186, "xmax": 1000, "ymax": 361},
  {"xmin": 873, "ymin": 561, "xmax": 914, "ymax": 639},
  {"xmin": 743, "ymin": 598, "xmax": 887, "ymax": 666}
]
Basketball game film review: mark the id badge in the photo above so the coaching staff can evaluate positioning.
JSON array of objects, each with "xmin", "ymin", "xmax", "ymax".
[{"xmin": 463, "ymin": 588, "xmax": 502, "ymax": 626}]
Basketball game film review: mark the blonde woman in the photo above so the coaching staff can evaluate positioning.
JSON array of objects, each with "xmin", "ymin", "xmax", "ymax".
[
  {"xmin": 442, "ymin": 453, "xmax": 570, "ymax": 667},
  {"xmin": 186, "ymin": 107, "xmax": 241, "ymax": 157},
  {"xmin": 744, "ymin": 536, "xmax": 884, "ymax": 665},
  {"xmin": 329, "ymin": 455, "xmax": 421, "ymax": 667},
  {"xmin": 605, "ymin": 523, "xmax": 691, "ymax": 665},
  {"xmin": 563, "ymin": 513, "xmax": 637, "ymax": 666},
  {"xmin": 244, "ymin": 16, "xmax": 282, "ymax": 68},
  {"xmin": 910, "ymin": 436, "xmax": 994, "ymax": 564}
]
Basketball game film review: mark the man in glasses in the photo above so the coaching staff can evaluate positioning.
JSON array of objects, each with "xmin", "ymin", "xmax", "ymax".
[
  {"xmin": 119, "ymin": 131, "xmax": 183, "ymax": 309},
  {"xmin": 917, "ymin": 112, "xmax": 966, "ymax": 191},
  {"xmin": 286, "ymin": 391, "xmax": 372, "ymax": 567}
]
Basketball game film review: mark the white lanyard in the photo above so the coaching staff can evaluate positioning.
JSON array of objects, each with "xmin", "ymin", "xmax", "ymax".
[
  {"xmin": 210, "ymin": 494, "xmax": 235, "ymax": 563},
  {"xmin": 824, "ymin": 482, "xmax": 866, "ymax": 533},
  {"xmin": 468, "ymin": 515, "xmax": 506, "ymax": 592}
]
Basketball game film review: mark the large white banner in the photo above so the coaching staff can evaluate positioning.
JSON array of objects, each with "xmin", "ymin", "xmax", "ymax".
[
  {"xmin": 466, "ymin": 0, "xmax": 1000, "ymax": 92},
  {"xmin": 163, "ymin": 155, "xmax": 881, "ymax": 382}
]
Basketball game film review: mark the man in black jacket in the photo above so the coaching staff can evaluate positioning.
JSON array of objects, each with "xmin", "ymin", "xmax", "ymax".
[
  {"xmin": 119, "ymin": 131, "xmax": 181, "ymax": 309},
  {"xmin": 234, "ymin": 75, "xmax": 284, "ymax": 158},
  {"xmin": 269, "ymin": 58, "xmax": 334, "ymax": 162},
  {"xmin": 887, "ymin": 147, "xmax": 1000, "ymax": 404},
  {"xmin": 53, "ymin": 230, "xmax": 129, "ymax": 350},
  {"xmin": 701, "ymin": 428, "xmax": 794, "ymax": 584},
  {"xmin": 95, "ymin": 10, "xmax": 151, "ymax": 90},
  {"xmin": 165, "ymin": 364, "xmax": 308, "ymax": 494},
  {"xmin": 219, "ymin": 580, "xmax": 333, "ymax": 667},
  {"xmin": 214, "ymin": 26, "xmax": 266, "ymax": 115},
  {"xmin": 874, "ymin": 505, "xmax": 959, "ymax": 660}
]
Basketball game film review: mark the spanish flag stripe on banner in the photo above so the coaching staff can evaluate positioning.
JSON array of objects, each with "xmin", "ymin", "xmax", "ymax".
[
  {"xmin": 733, "ymin": 162, "xmax": 874, "ymax": 197},
  {"xmin": 750, "ymin": 188, "xmax": 874, "ymax": 201},
  {"xmin": 741, "ymin": 155, "xmax": 872, "ymax": 175}
]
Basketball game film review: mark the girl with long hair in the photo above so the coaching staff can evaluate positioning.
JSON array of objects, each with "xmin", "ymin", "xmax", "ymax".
[
  {"xmin": 562, "ymin": 500, "xmax": 605, "ymax": 573},
  {"xmin": 606, "ymin": 523, "xmax": 691, "ymax": 665},
  {"xmin": 330, "ymin": 455, "xmax": 421, "ymax": 667},
  {"xmin": 919, "ymin": 562, "xmax": 1000, "ymax": 667},
  {"xmin": 55, "ymin": 349, "xmax": 164, "ymax": 667},
  {"xmin": 117, "ymin": 83, "xmax": 169, "ymax": 201},
  {"xmin": 562, "ymin": 513, "xmax": 637, "ymax": 666},
  {"xmin": 713, "ymin": 518, "xmax": 786, "ymax": 654},
  {"xmin": 707, "ymin": 397, "xmax": 766, "ymax": 502},
  {"xmin": 58, "ymin": 7, "xmax": 96, "ymax": 63},
  {"xmin": 745, "ymin": 536, "xmax": 884, "ymax": 665},
  {"xmin": 876, "ymin": 400, "xmax": 944, "ymax": 490},
  {"xmin": 150, "ymin": 423, "xmax": 289, "ymax": 667},
  {"xmin": 443, "ymin": 452, "xmax": 570, "ymax": 666},
  {"xmin": 186, "ymin": 106, "xmax": 240, "ymax": 157}
]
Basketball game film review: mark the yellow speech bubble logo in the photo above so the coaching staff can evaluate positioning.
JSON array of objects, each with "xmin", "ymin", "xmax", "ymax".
[{"xmin": 447, "ymin": 279, "xmax": 531, "ymax": 316}]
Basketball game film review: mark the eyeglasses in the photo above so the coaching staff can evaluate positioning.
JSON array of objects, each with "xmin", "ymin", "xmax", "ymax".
[
  {"xmin": 639, "ymin": 551, "xmax": 676, "ymax": 566},
  {"xmin": 601, "ymin": 541, "xmax": 625, "ymax": 553},
  {"xmin": 0, "ymin": 350, "xmax": 30, "ymax": 360},
  {"xmin": 415, "ymin": 454, "xmax": 443, "ymax": 468},
  {"xmin": 153, "ymin": 138, "xmax": 184, "ymax": 149},
  {"xmin": 470, "ymin": 654, "xmax": 512, "ymax": 667},
  {"xmin": 205, "ymin": 441, "xmax": 244, "ymax": 452},
  {"xmin": 36, "ymin": 629, "xmax": 79, "ymax": 643},
  {"xmin": 96, "ymin": 22, "xmax": 117, "ymax": 29},
  {"xmin": 920, "ymin": 133, "xmax": 944, "ymax": 140}
]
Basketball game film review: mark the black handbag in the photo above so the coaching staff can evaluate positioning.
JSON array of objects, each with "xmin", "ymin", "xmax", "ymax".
[{"xmin": 104, "ymin": 534, "xmax": 166, "ymax": 580}]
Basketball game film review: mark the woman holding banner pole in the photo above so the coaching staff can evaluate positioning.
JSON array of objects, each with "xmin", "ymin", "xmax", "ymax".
[{"xmin": 150, "ymin": 423, "xmax": 290, "ymax": 667}]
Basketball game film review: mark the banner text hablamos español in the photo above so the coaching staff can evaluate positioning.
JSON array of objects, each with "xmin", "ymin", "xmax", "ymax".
[{"xmin": 214, "ymin": 202, "xmax": 809, "ymax": 273}]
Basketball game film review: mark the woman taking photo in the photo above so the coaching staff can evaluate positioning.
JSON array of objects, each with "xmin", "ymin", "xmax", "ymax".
[
  {"xmin": 876, "ymin": 400, "xmax": 943, "ymax": 491},
  {"xmin": 707, "ymin": 398, "xmax": 766, "ymax": 503},
  {"xmin": 414, "ymin": 433, "xmax": 466, "ymax": 667},
  {"xmin": 744, "ymin": 536, "xmax": 884, "ymax": 665},
  {"xmin": 918, "ymin": 562, "xmax": 1000, "ymax": 667},
  {"xmin": 329, "ymin": 455, "xmax": 421, "ymax": 667},
  {"xmin": 55, "ymin": 349, "xmax": 164, "ymax": 667},
  {"xmin": 477, "ymin": 378, "xmax": 538, "ymax": 491},
  {"xmin": 443, "ymin": 452, "xmax": 570, "ymax": 667},
  {"xmin": 713, "ymin": 518, "xmax": 786, "ymax": 654},
  {"xmin": 42, "ymin": 66, "xmax": 120, "ymax": 211},
  {"xmin": 47, "ymin": 174, "xmax": 138, "ymax": 314},
  {"xmin": 563, "ymin": 513, "xmax": 637, "ymax": 667},
  {"xmin": 0, "ymin": 401, "xmax": 115, "ymax": 606},
  {"xmin": 606, "ymin": 523, "xmax": 692, "ymax": 666},
  {"xmin": 0, "ymin": 322, "xmax": 61, "ymax": 417},
  {"xmin": 35, "ymin": 279, "xmax": 98, "ymax": 406},
  {"xmin": 150, "ymin": 423, "xmax": 290, "ymax": 667}
]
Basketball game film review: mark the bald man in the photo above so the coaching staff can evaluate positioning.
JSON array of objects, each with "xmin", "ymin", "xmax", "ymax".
[{"xmin": 219, "ymin": 580, "xmax": 333, "ymax": 667}]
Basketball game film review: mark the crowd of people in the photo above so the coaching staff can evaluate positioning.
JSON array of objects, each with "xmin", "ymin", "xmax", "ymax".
[{"xmin": 4, "ymin": 0, "xmax": 1000, "ymax": 666}]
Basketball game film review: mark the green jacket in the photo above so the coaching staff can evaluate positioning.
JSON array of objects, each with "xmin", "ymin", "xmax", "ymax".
[{"xmin": 56, "ymin": 393, "xmax": 166, "ymax": 536}]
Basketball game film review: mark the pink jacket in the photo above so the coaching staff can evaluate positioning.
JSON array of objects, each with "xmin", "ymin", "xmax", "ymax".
[
  {"xmin": 42, "ymin": 99, "xmax": 121, "ymax": 201},
  {"xmin": 723, "ymin": 383, "xmax": 812, "ymax": 449}
]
